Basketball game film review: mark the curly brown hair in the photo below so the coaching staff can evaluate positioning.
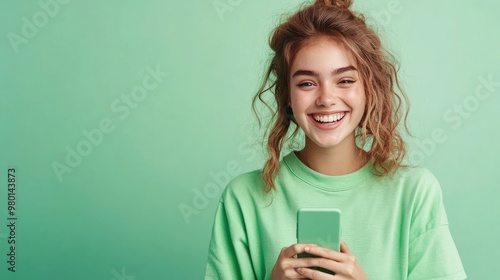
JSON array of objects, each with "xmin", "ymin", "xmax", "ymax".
[{"xmin": 251, "ymin": 0, "xmax": 410, "ymax": 192}]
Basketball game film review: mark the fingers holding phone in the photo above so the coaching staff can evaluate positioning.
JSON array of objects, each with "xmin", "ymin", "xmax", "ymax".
[
  {"xmin": 295, "ymin": 241, "xmax": 368, "ymax": 280},
  {"xmin": 270, "ymin": 243, "xmax": 317, "ymax": 280},
  {"xmin": 270, "ymin": 242, "xmax": 368, "ymax": 280}
]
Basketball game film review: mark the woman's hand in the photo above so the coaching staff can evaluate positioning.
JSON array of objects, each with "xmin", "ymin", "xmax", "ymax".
[
  {"xmin": 271, "ymin": 243, "xmax": 315, "ymax": 280},
  {"xmin": 295, "ymin": 241, "xmax": 368, "ymax": 280},
  {"xmin": 270, "ymin": 241, "xmax": 368, "ymax": 280}
]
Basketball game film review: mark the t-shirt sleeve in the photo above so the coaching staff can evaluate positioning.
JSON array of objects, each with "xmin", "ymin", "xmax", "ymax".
[
  {"xmin": 204, "ymin": 190, "xmax": 256, "ymax": 280},
  {"xmin": 407, "ymin": 170, "xmax": 467, "ymax": 280}
]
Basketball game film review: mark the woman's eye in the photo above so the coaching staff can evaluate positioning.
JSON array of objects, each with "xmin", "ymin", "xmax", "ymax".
[
  {"xmin": 298, "ymin": 82, "xmax": 314, "ymax": 87},
  {"xmin": 339, "ymin": 79, "xmax": 356, "ymax": 84}
]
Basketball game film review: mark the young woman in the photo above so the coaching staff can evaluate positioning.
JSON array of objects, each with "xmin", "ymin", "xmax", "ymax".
[{"xmin": 205, "ymin": 0, "xmax": 466, "ymax": 279}]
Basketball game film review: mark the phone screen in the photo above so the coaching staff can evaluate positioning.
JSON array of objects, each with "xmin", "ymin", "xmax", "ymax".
[{"xmin": 296, "ymin": 208, "xmax": 341, "ymax": 275}]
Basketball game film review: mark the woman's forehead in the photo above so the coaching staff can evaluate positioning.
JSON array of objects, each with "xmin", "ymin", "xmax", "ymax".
[{"xmin": 291, "ymin": 36, "xmax": 358, "ymax": 71}]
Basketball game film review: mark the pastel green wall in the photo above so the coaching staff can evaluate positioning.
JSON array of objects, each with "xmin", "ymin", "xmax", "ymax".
[{"xmin": 1, "ymin": 0, "xmax": 498, "ymax": 279}]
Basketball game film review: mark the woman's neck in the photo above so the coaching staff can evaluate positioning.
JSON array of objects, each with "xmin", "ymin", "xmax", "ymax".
[{"xmin": 296, "ymin": 138, "xmax": 368, "ymax": 176}]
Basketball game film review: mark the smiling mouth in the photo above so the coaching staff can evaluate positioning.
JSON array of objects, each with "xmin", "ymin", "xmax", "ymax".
[{"xmin": 310, "ymin": 112, "xmax": 346, "ymax": 124}]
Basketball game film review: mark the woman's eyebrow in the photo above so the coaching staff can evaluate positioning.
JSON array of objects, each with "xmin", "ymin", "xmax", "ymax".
[
  {"xmin": 291, "ymin": 65, "xmax": 357, "ymax": 78},
  {"xmin": 332, "ymin": 65, "xmax": 357, "ymax": 75}
]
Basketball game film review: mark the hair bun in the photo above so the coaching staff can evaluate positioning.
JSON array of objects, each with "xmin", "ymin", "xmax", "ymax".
[{"xmin": 315, "ymin": 0, "xmax": 352, "ymax": 10}]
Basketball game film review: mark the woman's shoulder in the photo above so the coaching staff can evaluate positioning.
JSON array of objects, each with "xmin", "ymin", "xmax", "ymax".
[
  {"xmin": 392, "ymin": 164, "xmax": 439, "ymax": 183},
  {"xmin": 383, "ymin": 164, "xmax": 443, "ymax": 196},
  {"xmin": 219, "ymin": 168, "xmax": 266, "ymax": 203}
]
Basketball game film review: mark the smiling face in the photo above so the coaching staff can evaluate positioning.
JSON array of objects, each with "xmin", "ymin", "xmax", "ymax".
[{"xmin": 289, "ymin": 36, "xmax": 366, "ymax": 152}]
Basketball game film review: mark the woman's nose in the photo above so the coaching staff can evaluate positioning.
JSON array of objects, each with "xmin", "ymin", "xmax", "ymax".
[{"xmin": 316, "ymin": 84, "xmax": 339, "ymax": 107}]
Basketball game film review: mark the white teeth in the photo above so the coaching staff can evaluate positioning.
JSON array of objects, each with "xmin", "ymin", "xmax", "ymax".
[{"xmin": 313, "ymin": 112, "xmax": 345, "ymax": 123}]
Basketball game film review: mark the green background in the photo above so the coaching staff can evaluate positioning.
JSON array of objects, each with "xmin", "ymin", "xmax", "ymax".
[{"xmin": 1, "ymin": 0, "xmax": 499, "ymax": 279}]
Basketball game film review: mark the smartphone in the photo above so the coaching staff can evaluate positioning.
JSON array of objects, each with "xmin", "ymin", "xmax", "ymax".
[{"xmin": 296, "ymin": 208, "xmax": 341, "ymax": 275}]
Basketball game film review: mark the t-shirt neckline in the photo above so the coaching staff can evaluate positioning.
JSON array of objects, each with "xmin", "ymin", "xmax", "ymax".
[{"xmin": 283, "ymin": 150, "xmax": 375, "ymax": 192}]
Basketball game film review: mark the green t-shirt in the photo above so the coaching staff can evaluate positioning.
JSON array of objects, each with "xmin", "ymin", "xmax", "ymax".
[{"xmin": 205, "ymin": 151, "xmax": 466, "ymax": 279}]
